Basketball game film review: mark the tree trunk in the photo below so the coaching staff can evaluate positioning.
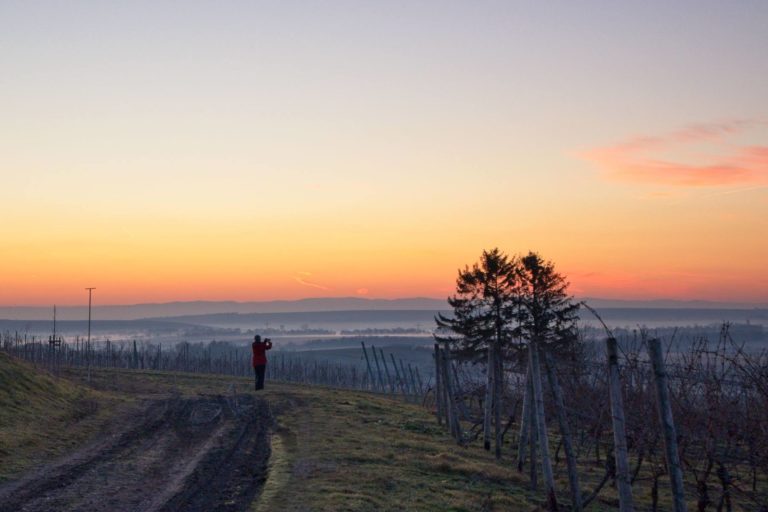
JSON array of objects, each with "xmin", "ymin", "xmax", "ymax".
[
  {"xmin": 494, "ymin": 343, "xmax": 503, "ymax": 459},
  {"xmin": 517, "ymin": 365, "xmax": 533, "ymax": 471},
  {"xmin": 483, "ymin": 344, "xmax": 494, "ymax": 451},
  {"xmin": 529, "ymin": 377, "xmax": 539, "ymax": 491}
]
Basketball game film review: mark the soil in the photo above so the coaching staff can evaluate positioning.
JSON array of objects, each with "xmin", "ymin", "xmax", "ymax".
[{"xmin": 0, "ymin": 394, "xmax": 272, "ymax": 512}]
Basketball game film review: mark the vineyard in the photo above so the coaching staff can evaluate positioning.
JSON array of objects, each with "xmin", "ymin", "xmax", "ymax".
[
  {"xmin": 3, "ymin": 320, "xmax": 768, "ymax": 510},
  {"xmin": 427, "ymin": 324, "xmax": 768, "ymax": 511},
  {"xmin": 0, "ymin": 332, "xmax": 425, "ymax": 398}
]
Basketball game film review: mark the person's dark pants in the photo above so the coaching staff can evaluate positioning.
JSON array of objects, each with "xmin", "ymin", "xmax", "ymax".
[{"xmin": 254, "ymin": 364, "xmax": 266, "ymax": 390}]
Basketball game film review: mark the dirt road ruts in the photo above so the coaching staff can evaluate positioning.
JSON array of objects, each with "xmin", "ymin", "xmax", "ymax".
[{"xmin": 0, "ymin": 394, "xmax": 271, "ymax": 512}]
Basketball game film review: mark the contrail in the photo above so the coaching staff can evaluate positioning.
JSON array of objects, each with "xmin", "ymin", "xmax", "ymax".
[
  {"xmin": 699, "ymin": 185, "xmax": 766, "ymax": 198},
  {"xmin": 293, "ymin": 272, "xmax": 331, "ymax": 291}
]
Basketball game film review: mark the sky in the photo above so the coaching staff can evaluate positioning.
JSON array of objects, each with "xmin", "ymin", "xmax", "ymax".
[{"xmin": 1, "ymin": 1, "xmax": 767, "ymax": 306}]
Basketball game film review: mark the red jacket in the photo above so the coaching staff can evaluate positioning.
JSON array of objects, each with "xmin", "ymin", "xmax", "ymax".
[{"xmin": 252, "ymin": 340, "xmax": 272, "ymax": 367}]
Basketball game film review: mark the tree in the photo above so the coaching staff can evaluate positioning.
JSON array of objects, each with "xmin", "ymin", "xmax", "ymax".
[
  {"xmin": 435, "ymin": 248, "xmax": 519, "ymax": 455},
  {"xmin": 516, "ymin": 251, "xmax": 580, "ymax": 511},
  {"xmin": 435, "ymin": 249, "xmax": 581, "ymax": 480},
  {"xmin": 516, "ymin": 251, "xmax": 580, "ymax": 351}
]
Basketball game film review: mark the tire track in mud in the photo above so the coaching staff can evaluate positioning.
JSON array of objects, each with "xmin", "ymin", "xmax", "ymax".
[{"xmin": 0, "ymin": 394, "xmax": 272, "ymax": 512}]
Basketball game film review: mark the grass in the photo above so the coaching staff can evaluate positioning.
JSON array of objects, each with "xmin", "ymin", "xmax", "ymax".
[
  {"xmin": 64, "ymin": 366, "xmax": 542, "ymax": 510},
  {"xmin": 258, "ymin": 386, "xmax": 537, "ymax": 511},
  {"xmin": 0, "ymin": 353, "xmax": 124, "ymax": 481},
  {"xmin": 3, "ymin": 356, "xmax": 762, "ymax": 510}
]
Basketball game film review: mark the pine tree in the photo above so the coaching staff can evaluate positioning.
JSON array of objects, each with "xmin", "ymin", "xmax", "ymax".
[
  {"xmin": 435, "ymin": 248, "xmax": 519, "ymax": 454},
  {"xmin": 516, "ymin": 251, "xmax": 580, "ymax": 351},
  {"xmin": 435, "ymin": 249, "xmax": 580, "ymax": 468},
  {"xmin": 516, "ymin": 252, "xmax": 580, "ymax": 510},
  {"xmin": 435, "ymin": 248, "xmax": 519, "ymax": 359}
]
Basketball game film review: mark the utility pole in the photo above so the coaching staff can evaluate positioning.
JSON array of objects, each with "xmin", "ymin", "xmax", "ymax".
[
  {"xmin": 49, "ymin": 305, "xmax": 63, "ymax": 376},
  {"xmin": 86, "ymin": 287, "xmax": 95, "ymax": 383}
]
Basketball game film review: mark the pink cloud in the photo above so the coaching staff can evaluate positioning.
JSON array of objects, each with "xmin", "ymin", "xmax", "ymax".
[{"xmin": 582, "ymin": 120, "xmax": 768, "ymax": 187}]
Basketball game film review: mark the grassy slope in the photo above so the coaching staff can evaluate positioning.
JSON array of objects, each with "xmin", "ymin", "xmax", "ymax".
[
  {"xmin": 70, "ymin": 368, "xmax": 616, "ymax": 511},
  {"xmin": 1, "ymin": 358, "xmax": 702, "ymax": 511},
  {"xmin": 259, "ymin": 386, "xmax": 535, "ymax": 511},
  {"xmin": 0, "ymin": 353, "xmax": 124, "ymax": 481}
]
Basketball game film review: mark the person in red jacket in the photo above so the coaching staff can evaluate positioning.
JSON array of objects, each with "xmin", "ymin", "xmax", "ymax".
[{"xmin": 252, "ymin": 334, "xmax": 273, "ymax": 390}]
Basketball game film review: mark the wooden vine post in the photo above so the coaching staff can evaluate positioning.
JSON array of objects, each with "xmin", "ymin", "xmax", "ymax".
[
  {"xmin": 379, "ymin": 348, "xmax": 396, "ymax": 395},
  {"xmin": 441, "ymin": 345, "xmax": 462, "ymax": 442},
  {"xmin": 529, "ymin": 341, "xmax": 558, "ymax": 510},
  {"xmin": 648, "ymin": 338, "xmax": 687, "ymax": 512},
  {"xmin": 370, "ymin": 345, "xmax": 385, "ymax": 392},
  {"xmin": 606, "ymin": 337, "xmax": 635, "ymax": 512},
  {"xmin": 361, "ymin": 342, "xmax": 376, "ymax": 391},
  {"xmin": 543, "ymin": 350, "xmax": 583, "ymax": 512}
]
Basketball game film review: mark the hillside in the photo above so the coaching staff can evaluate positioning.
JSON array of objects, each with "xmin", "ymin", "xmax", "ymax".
[
  {"xmin": 0, "ymin": 353, "xmax": 125, "ymax": 481},
  {"xmin": 8, "ymin": 351, "xmax": 759, "ymax": 511},
  {"xmin": 0, "ymin": 357, "xmax": 578, "ymax": 511}
]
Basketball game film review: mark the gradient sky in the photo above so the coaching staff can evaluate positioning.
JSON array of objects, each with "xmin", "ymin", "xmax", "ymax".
[{"xmin": 2, "ymin": 1, "xmax": 767, "ymax": 306}]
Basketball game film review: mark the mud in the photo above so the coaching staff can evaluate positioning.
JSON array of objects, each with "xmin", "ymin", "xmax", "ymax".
[{"xmin": 0, "ymin": 394, "xmax": 272, "ymax": 512}]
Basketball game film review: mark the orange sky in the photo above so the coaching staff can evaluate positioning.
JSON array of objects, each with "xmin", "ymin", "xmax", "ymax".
[{"xmin": 2, "ymin": 2, "xmax": 767, "ymax": 306}]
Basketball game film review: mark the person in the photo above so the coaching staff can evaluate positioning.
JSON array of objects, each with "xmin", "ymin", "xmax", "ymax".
[{"xmin": 251, "ymin": 334, "xmax": 273, "ymax": 391}]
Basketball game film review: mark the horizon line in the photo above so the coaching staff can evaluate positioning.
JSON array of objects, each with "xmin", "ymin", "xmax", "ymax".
[{"xmin": 2, "ymin": 295, "xmax": 768, "ymax": 309}]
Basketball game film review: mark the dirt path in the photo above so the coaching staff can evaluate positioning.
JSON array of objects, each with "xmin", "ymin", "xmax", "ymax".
[{"xmin": 0, "ymin": 394, "xmax": 272, "ymax": 512}]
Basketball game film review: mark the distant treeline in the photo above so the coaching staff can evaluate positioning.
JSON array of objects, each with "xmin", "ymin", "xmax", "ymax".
[
  {"xmin": 583, "ymin": 322, "xmax": 767, "ymax": 348},
  {"xmin": 339, "ymin": 327, "xmax": 429, "ymax": 335},
  {"xmin": 287, "ymin": 335, "xmax": 433, "ymax": 350}
]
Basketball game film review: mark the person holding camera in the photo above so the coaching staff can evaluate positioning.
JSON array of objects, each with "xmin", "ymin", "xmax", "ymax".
[{"xmin": 251, "ymin": 334, "xmax": 273, "ymax": 391}]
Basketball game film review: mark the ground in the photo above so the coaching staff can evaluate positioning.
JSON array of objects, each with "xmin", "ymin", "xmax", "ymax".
[{"xmin": 0, "ymin": 354, "xmax": 668, "ymax": 511}]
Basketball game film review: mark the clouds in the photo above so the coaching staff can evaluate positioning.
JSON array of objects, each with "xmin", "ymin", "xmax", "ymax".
[{"xmin": 582, "ymin": 120, "xmax": 768, "ymax": 187}]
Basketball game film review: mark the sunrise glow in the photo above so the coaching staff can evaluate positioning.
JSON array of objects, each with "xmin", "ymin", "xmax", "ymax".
[{"xmin": 2, "ymin": 2, "xmax": 767, "ymax": 306}]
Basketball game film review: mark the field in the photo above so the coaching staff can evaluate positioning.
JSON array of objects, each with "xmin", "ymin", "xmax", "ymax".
[
  {"xmin": 1, "ymin": 349, "xmax": 765, "ymax": 511},
  {"xmin": 0, "ymin": 353, "xmax": 619, "ymax": 511}
]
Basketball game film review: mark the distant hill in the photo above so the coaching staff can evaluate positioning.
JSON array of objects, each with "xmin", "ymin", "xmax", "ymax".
[
  {"xmin": 0, "ymin": 297, "xmax": 450, "ymax": 321},
  {"xmin": 2, "ymin": 296, "xmax": 766, "ymax": 321},
  {"xmin": 581, "ymin": 297, "xmax": 768, "ymax": 309}
]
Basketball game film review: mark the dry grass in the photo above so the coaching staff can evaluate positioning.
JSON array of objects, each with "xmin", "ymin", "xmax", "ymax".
[
  {"xmin": 0, "ymin": 353, "xmax": 124, "ymax": 481},
  {"xmin": 257, "ymin": 386, "xmax": 540, "ymax": 512},
  {"xmin": 1, "ymin": 357, "xmax": 729, "ymax": 510},
  {"xmin": 64, "ymin": 366, "xmax": 542, "ymax": 510}
]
